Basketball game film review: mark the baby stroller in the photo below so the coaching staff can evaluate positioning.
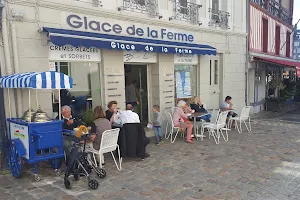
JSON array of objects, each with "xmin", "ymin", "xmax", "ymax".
[{"xmin": 63, "ymin": 127, "xmax": 106, "ymax": 190}]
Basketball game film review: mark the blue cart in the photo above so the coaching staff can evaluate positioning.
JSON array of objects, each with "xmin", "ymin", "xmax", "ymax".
[{"xmin": 0, "ymin": 71, "xmax": 73, "ymax": 181}]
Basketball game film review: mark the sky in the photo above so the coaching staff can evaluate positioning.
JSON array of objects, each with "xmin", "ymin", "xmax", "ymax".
[{"xmin": 294, "ymin": 1, "xmax": 300, "ymax": 25}]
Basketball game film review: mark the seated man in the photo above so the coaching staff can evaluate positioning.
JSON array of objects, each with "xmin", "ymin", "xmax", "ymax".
[
  {"xmin": 220, "ymin": 96, "xmax": 237, "ymax": 125},
  {"xmin": 56, "ymin": 105, "xmax": 81, "ymax": 156},
  {"xmin": 120, "ymin": 104, "xmax": 140, "ymax": 125}
]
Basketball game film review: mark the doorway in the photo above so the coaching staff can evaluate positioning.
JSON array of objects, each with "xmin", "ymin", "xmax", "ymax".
[
  {"xmin": 209, "ymin": 57, "xmax": 221, "ymax": 109},
  {"xmin": 124, "ymin": 64, "xmax": 149, "ymax": 126}
]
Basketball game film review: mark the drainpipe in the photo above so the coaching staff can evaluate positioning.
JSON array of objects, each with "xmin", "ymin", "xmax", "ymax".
[
  {"xmin": 245, "ymin": 0, "xmax": 249, "ymax": 106},
  {"xmin": 11, "ymin": 22, "xmax": 22, "ymax": 117},
  {"xmin": 2, "ymin": 8, "xmax": 17, "ymax": 117}
]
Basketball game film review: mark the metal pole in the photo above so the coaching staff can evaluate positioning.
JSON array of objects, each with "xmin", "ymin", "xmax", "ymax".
[
  {"xmin": 0, "ymin": 70, "xmax": 7, "ymax": 169},
  {"xmin": 58, "ymin": 90, "xmax": 61, "ymax": 120}
]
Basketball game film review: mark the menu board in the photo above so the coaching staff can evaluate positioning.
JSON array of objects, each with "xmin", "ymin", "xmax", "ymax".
[{"xmin": 175, "ymin": 71, "xmax": 192, "ymax": 98}]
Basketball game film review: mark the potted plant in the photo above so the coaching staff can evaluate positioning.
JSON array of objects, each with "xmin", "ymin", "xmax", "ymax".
[
  {"xmin": 265, "ymin": 97, "xmax": 286, "ymax": 112},
  {"xmin": 81, "ymin": 109, "xmax": 94, "ymax": 126}
]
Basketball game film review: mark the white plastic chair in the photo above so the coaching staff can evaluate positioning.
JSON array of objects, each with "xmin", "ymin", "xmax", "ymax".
[
  {"xmin": 171, "ymin": 107, "xmax": 178, "ymax": 115},
  {"xmin": 206, "ymin": 111, "xmax": 230, "ymax": 144},
  {"xmin": 229, "ymin": 106, "xmax": 252, "ymax": 133},
  {"xmin": 196, "ymin": 109, "xmax": 220, "ymax": 141},
  {"xmin": 86, "ymin": 128, "xmax": 122, "ymax": 171},
  {"xmin": 165, "ymin": 112, "xmax": 181, "ymax": 143}
]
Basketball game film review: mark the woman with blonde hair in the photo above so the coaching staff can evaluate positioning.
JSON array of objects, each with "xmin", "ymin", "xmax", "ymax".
[
  {"xmin": 172, "ymin": 100, "xmax": 194, "ymax": 144},
  {"xmin": 190, "ymin": 96, "xmax": 211, "ymax": 122}
]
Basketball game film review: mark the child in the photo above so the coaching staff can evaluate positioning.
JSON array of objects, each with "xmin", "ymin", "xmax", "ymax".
[{"xmin": 152, "ymin": 105, "xmax": 162, "ymax": 145}]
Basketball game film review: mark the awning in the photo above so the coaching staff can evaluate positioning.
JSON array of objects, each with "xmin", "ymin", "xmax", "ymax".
[
  {"xmin": 254, "ymin": 56, "xmax": 300, "ymax": 68},
  {"xmin": 0, "ymin": 72, "xmax": 73, "ymax": 89},
  {"xmin": 43, "ymin": 27, "xmax": 216, "ymax": 55}
]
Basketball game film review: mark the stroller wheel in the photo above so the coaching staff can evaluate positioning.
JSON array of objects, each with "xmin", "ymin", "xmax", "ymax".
[
  {"xmin": 97, "ymin": 168, "xmax": 106, "ymax": 178},
  {"xmin": 88, "ymin": 179, "xmax": 99, "ymax": 190},
  {"xmin": 74, "ymin": 174, "xmax": 80, "ymax": 181},
  {"xmin": 64, "ymin": 178, "xmax": 71, "ymax": 189}
]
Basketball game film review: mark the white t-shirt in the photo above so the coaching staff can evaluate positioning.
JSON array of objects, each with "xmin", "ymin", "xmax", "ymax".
[
  {"xmin": 120, "ymin": 110, "xmax": 140, "ymax": 125},
  {"xmin": 220, "ymin": 101, "xmax": 230, "ymax": 110}
]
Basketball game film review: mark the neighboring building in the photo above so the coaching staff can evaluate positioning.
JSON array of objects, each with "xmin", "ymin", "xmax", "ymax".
[
  {"xmin": 0, "ymin": 0, "xmax": 247, "ymax": 124},
  {"xmin": 293, "ymin": 29, "xmax": 300, "ymax": 60},
  {"xmin": 248, "ymin": 0, "xmax": 299, "ymax": 113}
]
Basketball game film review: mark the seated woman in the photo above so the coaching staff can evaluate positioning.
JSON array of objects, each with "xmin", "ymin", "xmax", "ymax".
[
  {"xmin": 173, "ymin": 100, "xmax": 194, "ymax": 144},
  {"xmin": 88, "ymin": 106, "xmax": 112, "ymax": 164},
  {"xmin": 190, "ymin": 97, "xmax": 211, "ymax": 122}
]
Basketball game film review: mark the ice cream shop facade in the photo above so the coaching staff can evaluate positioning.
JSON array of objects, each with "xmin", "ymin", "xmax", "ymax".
[{"xmin": 0, "ymin": 0, "xmax": 247, "ymax": 123}]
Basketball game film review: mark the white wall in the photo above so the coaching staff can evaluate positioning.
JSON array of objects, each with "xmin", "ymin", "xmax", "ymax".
[{"xmin": 2, "ymin": 0, "xmax": 247, "ymax": 117}]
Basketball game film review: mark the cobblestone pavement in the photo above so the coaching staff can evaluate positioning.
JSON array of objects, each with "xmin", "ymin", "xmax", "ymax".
[{"xmin": 2, "ymin": 120, "xmax": 300, "ymax": 200}]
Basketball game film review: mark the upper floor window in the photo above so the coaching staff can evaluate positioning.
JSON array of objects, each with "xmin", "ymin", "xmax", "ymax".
[
  {"xmin": 209, "ymin": 0, "xmax": 230, "ymax": 29},
  {"xmin": 262, "ymin": 18, "xmax": 268, "ymax": 53},
  {"xmin": 170, "ymin": 0, "xmax": 202, "ymax": 24},
  {"xmin": 250, "ymin": 0, "xmax": 292, "ymax": 25},
  {"xmin": 286, "ymin": 31, "xmax": 291, "ymax": 57},
  {"xmin": 294, "ymin": 42, "xmax": 300, "ymax": 46},
  {"xmin": 121, "ymin": 0, "xmax": 158, "ymax": 16}
]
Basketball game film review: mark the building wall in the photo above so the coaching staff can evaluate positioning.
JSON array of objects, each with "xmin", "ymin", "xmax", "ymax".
[
  {"xmin": 2, "ymin": 0, "xmax": 247, "ymax": 118},
  {"xmin": 293, "ymin": 30, "xmax": 300, "ymax": 60},
  {"xmin": 249, "ymin": 4, "xmax": 293, "ymax": 57}
]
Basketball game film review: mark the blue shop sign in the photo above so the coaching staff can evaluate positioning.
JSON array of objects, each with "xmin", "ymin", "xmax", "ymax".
[
  {"xmin": 66, "ymin": 14, "xmax": 194, "ymax": 43},
  {"xmin": 43, "ymin": 26, "xmax": 216, "ymax": 55}
]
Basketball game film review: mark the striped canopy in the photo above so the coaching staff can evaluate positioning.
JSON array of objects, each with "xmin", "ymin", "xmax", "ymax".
[{"xmin": 0, "ymin": 71, "xmax": 73, "ymax": 89}]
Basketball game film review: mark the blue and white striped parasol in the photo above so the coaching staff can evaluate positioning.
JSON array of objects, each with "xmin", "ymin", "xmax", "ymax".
[{"xmin": 0, "ymin": 71, "xmax": 73, "ymax": 89}]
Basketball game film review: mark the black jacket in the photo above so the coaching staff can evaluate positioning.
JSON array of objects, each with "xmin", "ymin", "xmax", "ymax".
[{"xmin": 121, "ymin": 123, "xmax": 150, "ymax": 159}]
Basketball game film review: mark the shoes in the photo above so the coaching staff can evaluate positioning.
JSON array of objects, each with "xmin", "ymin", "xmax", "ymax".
[
  {"xmin": 156, "ymin": 143, "xmax": 159, "ymax": 146},
  {"xmin": 185, "ymin": 140, "xmax": 194, "ymax": 144}
]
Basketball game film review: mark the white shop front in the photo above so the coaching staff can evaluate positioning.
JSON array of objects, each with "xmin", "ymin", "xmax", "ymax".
[{"xmin": 42, "ymin": 13, "xmax": 217, "ymax": 123}]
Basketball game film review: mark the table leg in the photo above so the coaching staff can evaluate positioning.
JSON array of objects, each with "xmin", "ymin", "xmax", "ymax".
[{"xmin": 194, "ymin": 117, "xmax": 197, "ymax": 140}]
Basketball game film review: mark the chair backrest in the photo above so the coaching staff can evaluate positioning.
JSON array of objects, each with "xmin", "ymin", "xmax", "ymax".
[
  {"xmin": 100, "ymin": 128, "xmax": 120, "ymax": 153},
  {"xmin": 217, "ymin": 111, "xmax": 228, "ymax": 128},
  {"xmin": 210, "ymin": 109, "xmax": 220, "ymax": 124},
  {"xmin": 171, "ymin": 107, "xmax": 178, "ymax": 115},
  {"xmin": 240, "ymin": 106, "xmax": 252, "ymax": 118},
  {"xmin": 166, "ymin": 112, "xmax": 175, "ymax": 128}
]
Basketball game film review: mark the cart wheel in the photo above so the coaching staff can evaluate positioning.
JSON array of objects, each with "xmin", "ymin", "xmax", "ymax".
[
  {"xmin": 34, "ymin": 174, "xmax": 41, "ymax": 182},
  {"xmin": 88, "ymin": 179, "xmax": 99, "ymax": 190},
  {"xmin": 7, "ymin": 140, "xmax": 23, "ymax": 178},
  {"xmin": 49, "ymin": 158, "xmax": 62, "ymax": 169},
  {"xmin": 64, "ymin": 178, "xmax": 71, "ymax": 189},
  {"xmin": 97, "ymin": 168, "xmax": 106, "ymax": 179},
  {"xmin": 54, "ymin": 169, "xmax": 61, "ymax": 176},
  {"xmin": 74, "ymin": 174, "xmax": 80, "ymax": 181}
]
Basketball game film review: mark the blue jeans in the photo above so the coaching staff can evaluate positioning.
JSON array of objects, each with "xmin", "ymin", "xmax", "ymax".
[
  {"xmin": 201, "ymin": 114, "xmax": 211, "ymax": 122},
  {"xmin": 153, "ymin": 126, "xmax": 162, "ymax": 144}
]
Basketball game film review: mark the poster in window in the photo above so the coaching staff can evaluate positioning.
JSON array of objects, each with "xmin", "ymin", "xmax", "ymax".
[{"xmin": 175, "ymin": 71, "xmax": 192, "ymax": 98}]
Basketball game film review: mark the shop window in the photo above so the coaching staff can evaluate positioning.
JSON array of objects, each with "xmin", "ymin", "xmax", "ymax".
[
  {"xmin": 262, "ymin": 18, "xmax": 268, "ymax": 53},
  {"xmin": 53, "ymin": 62, "xmax": 102, "ymax": 118},
  {"xmin": 214, "ymin": 60, "xmax": 218, "ymax": 85},
  {"xmin": 174, "ymin": 65, "xmax": 197, "ymax": 99}
]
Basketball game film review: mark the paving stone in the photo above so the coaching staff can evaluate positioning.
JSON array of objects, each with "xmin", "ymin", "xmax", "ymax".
[{"xmin": 3, "ymin": 119, "xmax": 300, "ymax": 199}]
